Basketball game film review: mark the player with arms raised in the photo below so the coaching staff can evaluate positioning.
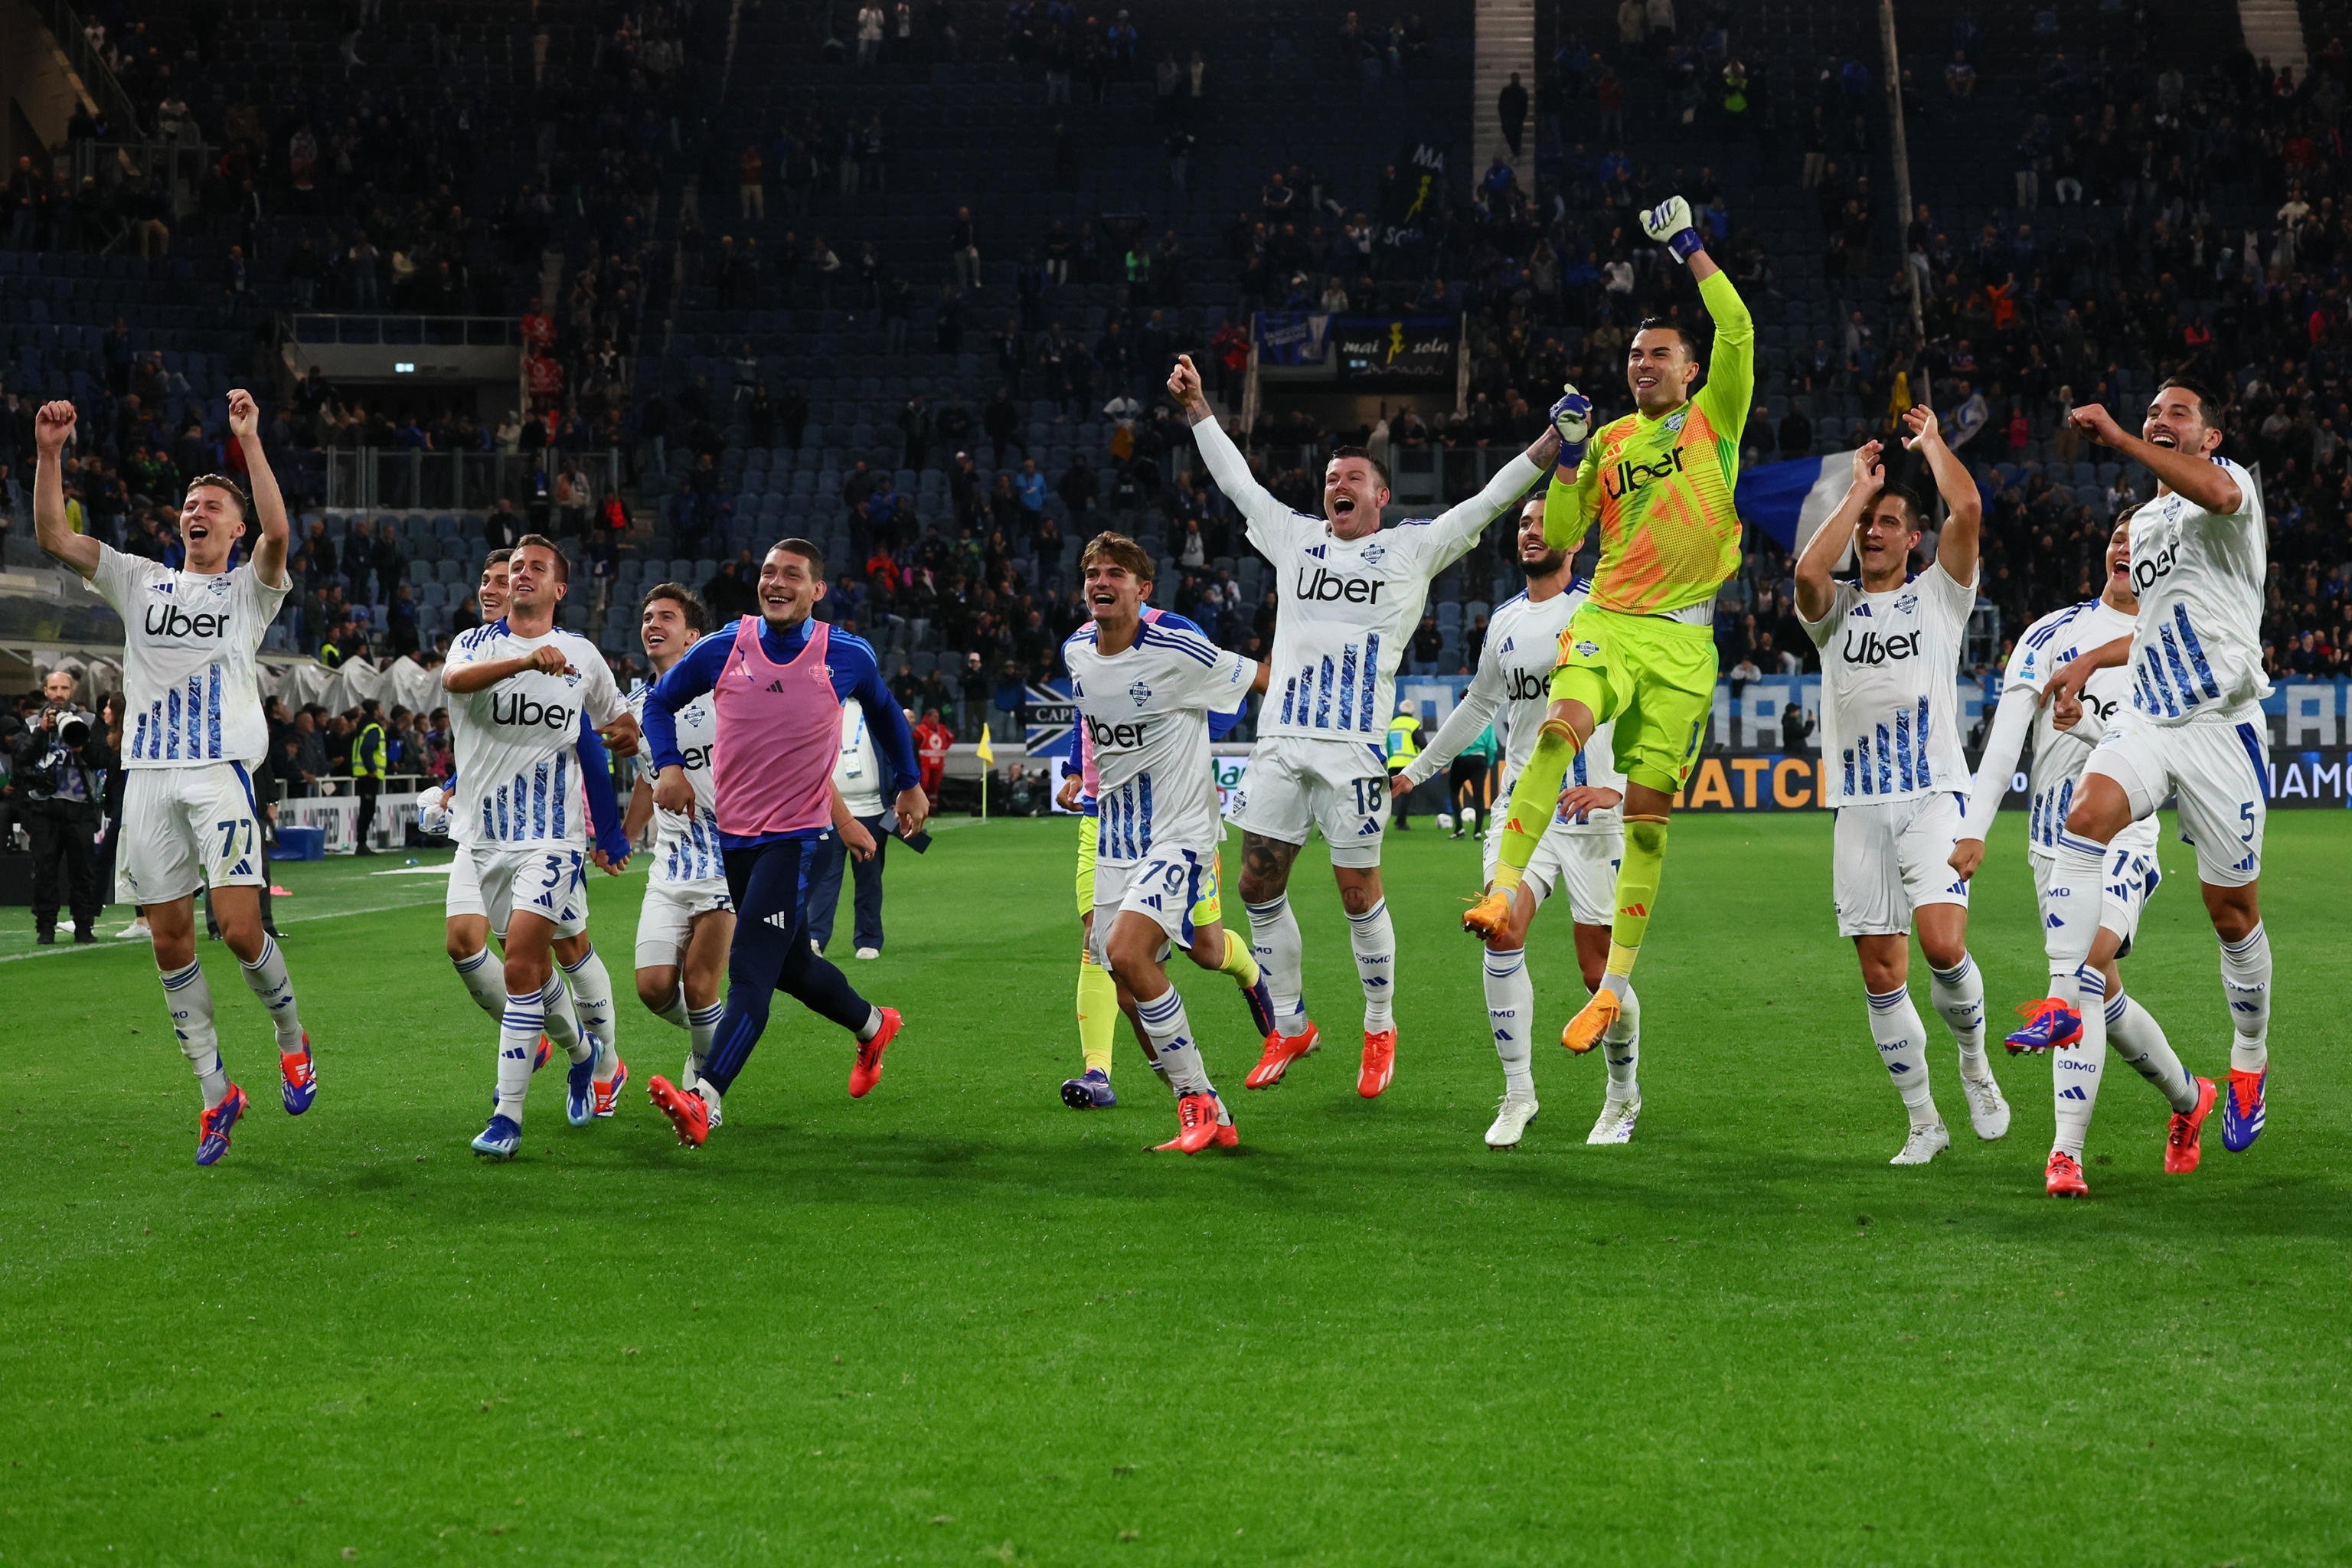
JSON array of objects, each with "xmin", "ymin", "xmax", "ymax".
[
  {"xmin": 1462, "ymin": 196, "xmax": 1750, "ymax": 1064},
  {"xmin": 33, "ymin": 392, "xmax": 315, "ymax": 1165},
  {"xmin": 1063, "ymin": 532, "xmax": 1267, "ymax": 1151},
  {"xmin": 442, "ymin": 536, "xmax": 639, "ymax": 1160},
  {"xmin": 1392, "ymin": 498, "xmax": 1639, "ymax": 1148},
  {"xmin": 2007, "ymin": 381, "xmax": 2275, "ymax": 1155},
  {"xmin": 1795, "ymin": 412, "xmax": 2007, "ymax": 1164},
  {"xmin": 1168, "ymin": 356, "xmax": 1561, "ymax": 1101},
  {"xmin": 1955, "ymin": 511, "xmax": 2216, "ymax": 1196}
]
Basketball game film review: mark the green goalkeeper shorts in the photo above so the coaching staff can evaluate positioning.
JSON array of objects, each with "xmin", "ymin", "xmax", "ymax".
[{"xmin": 1549, "ymin": 603, "xmax": 1718, "ymax": 795}]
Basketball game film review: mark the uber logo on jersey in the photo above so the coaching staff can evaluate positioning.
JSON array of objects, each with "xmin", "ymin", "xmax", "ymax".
[
  {"xmin": 2132, "ymin": 537, "xmax": 2180, "ymax": 593},
  {"xmin": 144, "ymin": 602, "xmax": 230, "ymax": 639},
  {"xmin": 1505, "ymin": 667, "xmax": 1549, "ymax": 701},
  {"xmin": 1086, "ymin": 714, "xmax": 1152, "ymax": 748},
  {"xmin": 678, "ymin": 743, "xmax": 714, "ymax": 772},
  {"xmin": 1296, "ymin": 565, "xmax": 1386, "ymax": 603},
  {"xmin": 1602, "ymin": 446, "xmax": 1687, "ymax": 501},
  {"xmin": 1841, "ymin": 629, "xmax": 1922, "ymax": 666},
  {"xmin": 491, "ymin": 693, "xmax": 576, "ymax": 729}
]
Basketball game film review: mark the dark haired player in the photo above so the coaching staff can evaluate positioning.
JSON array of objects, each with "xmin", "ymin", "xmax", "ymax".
[
  {"xmin": 32, "ymin": 391, "xmax": 316, "ymax": 1165},
  {"xmin": 2010, "ymin": 380, "xmax": 2276, "ymax": 1157},
  {"xmin": 1168, "ymin": 354, "xmax": 1562, "ymax": 1102},
  {"xmin": 1795, "ymin": 410, "xmax": 2006, "ymax": 1165},
  {"xmin": 1464, "ymin": 195, "xmax": 1752, "ymax": 1071}
]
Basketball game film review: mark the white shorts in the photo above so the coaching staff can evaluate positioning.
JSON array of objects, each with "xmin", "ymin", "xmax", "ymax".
[
  {"xmin": 1229, "ymin": 737, "xmax": 1390, "ymax": 867},
  {"xmin": 116, "ymin": 763, "xmax": 268, "ymax": 906},
  {"xmin": 1087, "ymin": 844, "xmax": 1212, "ymax": 965},
  {"xmin": 634, "ymin": 877, "xmax": 734, "ymax": 969},
  {"xmin": 1832, "ymin": 792, "xmax": 1971, "ymax": 937},
  {"xmin": 1482, "ymin": 815, "xmax": 1619, "ymax": 927},
  {"xmin": 2086, "ymin": 705, "xmax": 2268, "ymax": 887},
  {"xmin": 2033, "ymin": 840, "xmax": 2161, "ymax": 957},
  {"xmin": 458, "ymin": 842, "xmax": 589, "ymax": 941}
]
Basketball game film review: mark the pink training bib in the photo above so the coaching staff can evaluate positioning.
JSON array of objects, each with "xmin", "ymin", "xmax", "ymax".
[{"xmin": 710, "ymin": 615, "xmax": 839, "ymax": 837}]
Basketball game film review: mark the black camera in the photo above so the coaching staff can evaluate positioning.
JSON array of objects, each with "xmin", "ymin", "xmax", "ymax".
[{"xmin": 54, "ymin": 709, "xmax": 90, "ymax": 748}]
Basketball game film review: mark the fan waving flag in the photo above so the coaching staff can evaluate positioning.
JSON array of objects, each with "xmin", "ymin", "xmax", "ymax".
[{"xmin": 1735, "ymin": 449, "xmax": 1859, "ymax": 556}]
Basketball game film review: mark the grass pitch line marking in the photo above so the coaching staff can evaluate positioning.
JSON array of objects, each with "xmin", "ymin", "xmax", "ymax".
[{"xmin": 0, "ymin": 894, "xmax": 449, "ymax": 964}]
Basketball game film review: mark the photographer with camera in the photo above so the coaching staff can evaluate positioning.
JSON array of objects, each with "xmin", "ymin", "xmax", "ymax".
[{"xmin": 10, "ymin": 668, "xmax": 109, "ymax": 944}]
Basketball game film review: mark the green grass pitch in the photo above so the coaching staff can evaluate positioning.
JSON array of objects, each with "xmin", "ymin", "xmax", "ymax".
[{"xmin": 2, "ymin": 811, "xmax": 2347, "ymax": 1566}]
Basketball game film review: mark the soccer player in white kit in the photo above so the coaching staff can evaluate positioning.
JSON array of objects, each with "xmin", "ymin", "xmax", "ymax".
[
  {"xmin": 442, "ymin": 535, "xmax": 640, "ymax": 1160},
  {"xmin": 2011, "ymin": 379, "xmax": 2275, "ymax": 1155},
  {"xmin": 33, "ymin": 393, "xmax": 315, "ymax": 1165},
  {"xmin": 422, "ymin": 547, "xmax": 631, "ymax": 1118},
  {"xmin": 621, "ymin": 582, "xmax": 742, "ymax": 1128},
  {"xmin": 1391, "ymin": 498, "xmax": 1642, "ymax": 1148},
  {"xmin": 1954, "ymin": 511, "xmax": 2217, "ymax": 1197},
  {"xmin": 1063, "ymin": 531, "xmax": 1268, "ymax": 1152},
  {"xmin": 1796, "ymin": 408, "xmax": 2010, "ymax": 1165},
  {"xmin": 1167, "ymin": 353, "xmax": 1560, "ymax": 1100}
]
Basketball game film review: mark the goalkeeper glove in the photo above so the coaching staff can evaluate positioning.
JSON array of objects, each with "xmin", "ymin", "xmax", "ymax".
[
  {"xmin": 1550, "ymin": 382, "xmax": 1593, "ymax": 476},
  {"xmin": 1639, "ymin": 194, "xmax": 1705, "ymax": 263}
]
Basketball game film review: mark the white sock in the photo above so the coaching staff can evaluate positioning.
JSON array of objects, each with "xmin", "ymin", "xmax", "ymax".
[
  {"xmin": 1481, "ymin": 946, "xmax": 1534, "ymax": 1097},
  {"xmin": 498, "ymin": 989, "xmax": 542, "ymax": 1122},
  {"xmin": 1134, "ymin": 985, "xmax": 1212, "ymax": 1096},
  {"xmin": 687, "ymin": 1001, "xmax": 724, "ymax": 1071},
  {"xmin": 655, "ymin": 988, "xmax": 691, "ymax": 1029},
  {"xmin": 2044, "ymin": 833, "xmax": 2104, "ymax": 989},
  {"xmin": 560, "ymin": 945, "xmax": 619, "ymax": 1074},
  {"xmin": 1867, "ymin": 985, "xmax": 1938, "ymax": 1126},
  {"xmin": 162, "ymin": 959, "xmax": 230, "ymax": 1109},
  {"xmin": 2053, "ymin": 966, "xmax": 2109, "ymax": 1158},
  {"xmin": 540, "ymin": 976, "xmax": 586, "ymax": 1061},
  {"xmin": 1347, "ymin": 899, "xmax": 1396, "ymax": 1033},
  {"xmin": 1929, "ymin": 955, "xmax": 1988, "ymax": 1076},
  {"xmin": 2218, "ymin": 923, "xmax": 2271, "ymax": 1073},
  {"xmin": 238, "ymin": 935, "xmax": 305, "ymax": 1052},
  {"xmin": 1602, "ymin": 980, "xmax": 1640, "ymax": 1102},
  {"xmin": 1244, "ymin": 895, "xmax": 1311, "ymax": 1034},
  {"xmin": 2106, "ymin": 988, "xmax": 2199, "ymax": 1114},
  {"xmin": 452, "ymin": 947, "xmax": 505, "ymax": 1018}
]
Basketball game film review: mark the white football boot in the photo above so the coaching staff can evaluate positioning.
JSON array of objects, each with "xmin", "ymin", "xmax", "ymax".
[
  {"xmin": 1890, "ymin": 1121, "xmax": 1951, "ymax": 1165},
  {"xmin": 1484, "ymin": 1092, "xmax": 1540, "ymax": 1150},
  {"xmin": 1586, "ymin": 1096, "xmax": 1641, "ymax": 1145},
  {"xmin": 1961, "ymin": 1070, "xmax": 2011, "ymax": 1140}
]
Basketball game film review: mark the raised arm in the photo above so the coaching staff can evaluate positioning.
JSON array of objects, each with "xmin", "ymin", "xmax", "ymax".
[
  {"xmin": 1902, "ymin": 404, "xmax": 1981, "ymax": 584},
  {"xmin": 1795, "ymin": 442, "xmax": 1883, "ymax": 625},
  {"xmin": 1168, "ymin": 354, "xmax": 1295, "ymax": 548},
  {"xmin": 2066, "ymin": 403, "xmax": 2243, "ymax": 514},
  {"xmin": 31, "ymin": 401, "xmax": 100, "ymax": 578},
  {"xmin": 1419, "ymin": 435, "xmax": 1556, "ymax": 570},
  {"xmin": 227, "ymin": 389, "xmax": 290, "ymax": 587}
]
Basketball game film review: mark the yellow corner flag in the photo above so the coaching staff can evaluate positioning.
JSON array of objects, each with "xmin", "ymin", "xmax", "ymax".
[{"xmin": 975, "ymin": 730, "xmax": 995, "ymax": 766}]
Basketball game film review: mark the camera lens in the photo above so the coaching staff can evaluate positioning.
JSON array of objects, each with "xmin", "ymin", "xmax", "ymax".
[{"xmin": 59, "ymin": 714, "xmax": 90, "ymax": 746}]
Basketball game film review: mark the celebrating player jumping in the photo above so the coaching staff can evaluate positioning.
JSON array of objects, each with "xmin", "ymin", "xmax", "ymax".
[
  {"xmin": 1795, "ymin": 409, "xmax": 2006, "ymax": 1165},
  {"xmin": 1170, "ymin": 352, "xmax": 1562, "ymax": 1102},
  {"xmin": 1462, "ymin": 194, "xmax": 1751, "ymax": 1068},
  {"xmin": 34, "ymin": 391, "xmax": 315, "ymax": 1166}
]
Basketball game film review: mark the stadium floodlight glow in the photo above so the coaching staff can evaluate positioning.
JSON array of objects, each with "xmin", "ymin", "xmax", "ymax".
[{"xmin": 394, "ymin": 361, "xmax": 416, "ymax": 374}]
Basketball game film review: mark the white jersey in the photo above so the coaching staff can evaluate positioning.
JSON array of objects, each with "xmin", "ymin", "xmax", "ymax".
[
  {"xmin": 1406, "ymin": 578, "xmax": 1625, "ymax": 834},
  {"xmin": 1992, "ymin": 599, "xmax": 2157, "ymax": 858},
  {"xmin": 832, "ymin": 696, "xmax": 887, "ymax": 817},
  {"xmin": 630, "ymin": 678, "xmax": 723, "ymax": 885},
  {"xmin": 449, "ymin": 621, "xmax": 628, "ymax": 849},
  {"xmin": 1191, "ymin": 415, "xmax": 1537, "ymax": 743},
  {"xmin": 1062, "ymin": 615, "xmax": 1255, "ymax": 865},
  {"xmin": 90, "ymin": 544, "xmax": 287, "ymax": 768},
  {"xmin": 1802, "ymin": 561, "xmax": 1975, "ymax": 807},
  {"xmin": 2125, "ymin": 456, "xmax": 2269, "ymax": 724}
]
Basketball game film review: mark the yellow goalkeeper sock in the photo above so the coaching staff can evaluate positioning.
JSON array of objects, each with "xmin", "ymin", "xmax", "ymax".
[
  {"xmin": 1603, "ymin": 815, "xmax": 1671, "ymax": 988},
  {"xmin": 1491, "ymin": 718, "xmax": 1582, "ymax": 892},
  {"xmin": 1076, "ymin": 950, "xmax": 1118, "ymax": 1074},
  {"xmin": 1213, "ymin": 934, "xmax": 1260, "ymax": 988}
]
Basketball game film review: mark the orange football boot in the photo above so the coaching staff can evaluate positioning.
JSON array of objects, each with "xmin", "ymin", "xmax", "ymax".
[
  {"xmin": 1357, "ymin": 1029, "xmax": 1396, "ymax": 1097},
  {"xmin": 647, "ymin": 1074, "xmax": 710, "ymax": 1148},
  {"xmin": 1153, "ymin": 1092, "xmax": 1223, "ymax": 1153},
  {"xmin": 2045, "ymin": 1149, "xmax": 2089, "ymax": 1198},
  {"xmin": 2164, "ymin": 1076, "xmax": 2217, "ymax": 1174},
  {"xmin": 848, "ymin": 1006, "xmax": 902, "ymax": 1098},
  {"xmin": 1462, "ymin": 888, "xmax": 1513, "ymax": 938},
  {"xmin": 1560, "ymin": 988, "xmax": 1622, "ymax": 1054},
  {"xmin": 1244, "ymin": 1022, "xmax": 1319, "ymax": 1089}
]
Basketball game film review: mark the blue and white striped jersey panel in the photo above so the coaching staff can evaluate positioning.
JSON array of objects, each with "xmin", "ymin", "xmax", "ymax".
[
  {"xmin": 1805, "ymin": 561, "xmax": 1975, "ymax": 808},
  {"xmin": 2125, "ymin": 456, "xmax": 2269, "ymax": 724},
  {"xmin": 1254, "ymin": 507, "xmax": 1446, "ymax": 744},
  {"xmin": 630, "ymin": 680, "xmax": 725, "ymax": 887},
  {"xmin": 2001, "ymin": 599, "xmax": 2147, "ymax": 858},
  {"xmin": 1062, "ymin": 618, "xmax": 1253, "ymax": 868},
  {"xmin": 91, "ymin": 544, "xmax": 287, "ymax": 769},
  {"xmin": 452, "ymin": 626, "xmax": 626, "ymax": 848}
]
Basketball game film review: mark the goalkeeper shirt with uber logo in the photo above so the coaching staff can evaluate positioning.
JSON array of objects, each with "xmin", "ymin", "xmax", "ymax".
[{"xmin": 1544, "ymin": 269, "xmax": 1754, "ymax": 617}]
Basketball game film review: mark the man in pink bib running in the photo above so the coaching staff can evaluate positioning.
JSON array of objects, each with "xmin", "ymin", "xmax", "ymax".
[{"xmin": 638, "ymin": 537, "xmax": 929, "ymax": 1145}]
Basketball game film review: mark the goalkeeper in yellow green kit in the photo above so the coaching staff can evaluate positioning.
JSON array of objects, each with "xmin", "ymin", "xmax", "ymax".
[{"xmin": 1462, "ymin": 194, "xmax": 1752, "ymax": 1056}]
